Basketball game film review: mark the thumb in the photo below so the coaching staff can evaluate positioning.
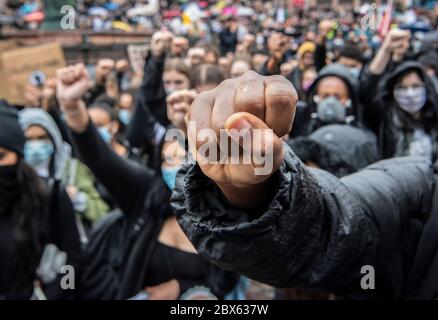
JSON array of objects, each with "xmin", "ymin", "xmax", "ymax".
[{"xmin": 225, "ymin": 112, "xmax": 284, "ymax": 176}]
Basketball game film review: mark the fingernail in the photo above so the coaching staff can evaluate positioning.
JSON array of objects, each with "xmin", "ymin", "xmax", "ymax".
[{"xmin": 230, "ymin": 118, "xmax": 252, "ymax": 131}]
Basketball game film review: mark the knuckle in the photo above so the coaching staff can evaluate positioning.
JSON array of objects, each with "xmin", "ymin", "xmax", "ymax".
[
  {"xmin": 218, "ymin": 78, "xmax": 235, "ymax": 89},
  {"xmin": 240, "ymin": 70, "xmax": 259, "ymax": 80}
]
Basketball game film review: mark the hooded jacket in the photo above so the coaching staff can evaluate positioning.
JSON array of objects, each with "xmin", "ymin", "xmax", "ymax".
[
  {"xmin": 375, "ymin": 61, "xmax": 438, "ymax": 161},
  {"xmin": 171, "ymin": 145, "xmax": 437, "ymax": 299},
  {"xmin": 126, "ymin": 51, "xmax": 168, "ymax": 170},
  {"xmin": 19, "ymin": 108, "xmax": 109, "ymax": 224},
  {"xmin": 19, "ymin": 108, "xmax": 71, "ymax": 181},
  {"xmin": 309, "ymin": 124, "xmax": 379, "ymax": 177},
  {"xmin": 18, "ymin": 108, "xmax": 83, "ymax": 299}
]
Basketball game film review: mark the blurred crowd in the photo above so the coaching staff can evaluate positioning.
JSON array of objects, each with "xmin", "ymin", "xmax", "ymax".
[
  {"xmin": 0, "ymin": 0, "xmax": 436, "ymax": 34},
  {"xmin": 1, "ymin": 0, "xmax": 438, "ymax": 301}
]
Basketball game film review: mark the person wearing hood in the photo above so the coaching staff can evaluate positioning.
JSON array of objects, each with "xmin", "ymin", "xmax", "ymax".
[
  {"xmin": 289, "ymin": 124, "xmax": 379, "ymax": 178},
  {"xmin": 375, "ymin": 61, "xmax": 438, "ymax": 161},
  {"xmin": 19, "ymin": 108, "xmax": 110, "ymax": 236},
  {"xmin": 19, "ymin": 108, "xmax": 71, "ymax": 181},
  {"xmin": 360, "ymin": 28, "xmax": 411, "ymax": 133},
  {"xmin": 18, "ymin": 109, "xmax": 83, "ymax": 290},
  {"xmin": 291, "ymin": 63, "xmax": 363, "ymax": 137}
]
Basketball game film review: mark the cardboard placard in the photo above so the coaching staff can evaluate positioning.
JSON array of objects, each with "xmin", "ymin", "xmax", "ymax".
[
  {"xmin": 0, "ymin": 40, "xmax": 18, "ymax": 68},
  {"xmin": 0, "ymin": 43, "xmax": 65, "ymax": 106},
  {"xmin": 0, "ymin": 69, "xmax": 9, "ymax": 101}
]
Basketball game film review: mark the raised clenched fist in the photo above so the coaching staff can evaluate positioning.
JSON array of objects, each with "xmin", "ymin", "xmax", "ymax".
[
  {"xmin": 166, "ymin": 89, "xmax": 197, "ymax": 132},
  {"xmin": 382, "ymin": 29, "xmax": 411, "ymax": 62},
  {"xmin": 56, "ymin": 63, "xmax": 91, "ymax": 110},
  {"xmin": 95, "ymin": 59, "xmax": 115, "ymax": 85},
  {"xmin": 151, "ymin": 31, "xmax": 173, "ymax": 58},
  {"xmin": 186, "ymin": 71, "xmax": 297, "ymax": 208},
  {"xmin": 115, "ymin": 59, "xmax": 130, "ymax": 73}
]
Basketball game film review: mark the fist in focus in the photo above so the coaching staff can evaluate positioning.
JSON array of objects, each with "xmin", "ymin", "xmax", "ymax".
[{"xmin": 186, "ymin": 71, "xmax": 297, "ymax": 207}]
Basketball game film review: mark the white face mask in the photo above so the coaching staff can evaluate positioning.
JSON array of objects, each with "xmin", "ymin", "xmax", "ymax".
[{"xmin": 393, "ymin": 86, "xmax": 427, "ymax": 113}]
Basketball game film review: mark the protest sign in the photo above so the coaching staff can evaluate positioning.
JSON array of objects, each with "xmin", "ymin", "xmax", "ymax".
[{"xmin": 0, "ymin": 43, "xmax": 65, "ymax": 105}]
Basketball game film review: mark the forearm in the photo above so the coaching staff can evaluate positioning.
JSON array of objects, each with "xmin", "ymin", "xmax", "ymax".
[
  {"xmin": 71, "ymin": 120, "xmax": 151, "ymax": 215},
  {"xmin": 368, "ymin": 45, "xmax": 392, "ymax": 75},
  {"xmin": 172, "ymin": 146, "xmax": 378, "ymax": 295},
  {"xmin": 141, "ymin": 53, "xmax": 166, "ymax": 99},
  {"xmin": 63, "ymin": 100, "xmax": 90, "ymax": 134},
  {"xmin": 140, "ymin": 54, "xmax": 168, "ymax": 126}
]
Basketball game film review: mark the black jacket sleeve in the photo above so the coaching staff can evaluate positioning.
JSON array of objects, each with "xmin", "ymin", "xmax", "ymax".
[
  {"xmin": 126, "ymin": 52, "xmax": 168, "ymax": 152},
  {"xmin": 314, "ymin": 42, "xmax": 326, "ymax": 72},
  {"xmin": 140, "ymin": 53, "xmax": 168, "ymax": 127},
  {"xmin": 171, "ymin": 144, "xmax": 434, "ymax": 298},
  {"xmin": 84, "ymin": 83, "xmax": 106, "ymax": 106},
  {"xmin": 126, "ymin": 95, "xmax": 158, "ymax": 151},
  {"xmin": 43, "ymin": 180, "xmax": 82, "ymax": 300},
  {"xmin": 71, "ymin": 121, "xmax": 155, "ymax": 217},
  {"xmin": 48, "ymin": 181, "xmax": 82, "ymax": 258},
  {"xmin": 359, "ymin": 64, "xmax": 385, "ymax": 132}
]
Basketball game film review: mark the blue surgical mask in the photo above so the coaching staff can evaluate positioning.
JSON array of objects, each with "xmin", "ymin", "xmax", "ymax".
[
  {"xmin": 98, "ymin": 126, "xmax": 112, "ymax": 144},
  {"xmin": 161, "ymin": 166, "xmax": 182, "ymax": 190},
  {"xmin": 349, "ymin": 67, "xmax": 361, "ymax": 79},
  {"xmin": 119, "ymin": 110, "xmax": 132, "ymax": 126},
  {"xmin": 24, "ymin": 140, "xmax": 54, "ymax": 166}
]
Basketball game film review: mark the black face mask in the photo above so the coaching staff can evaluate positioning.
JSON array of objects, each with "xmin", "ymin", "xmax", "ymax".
[{"xmin": 0, "ymin": 165, "xmax": 18, "ymax": 214}]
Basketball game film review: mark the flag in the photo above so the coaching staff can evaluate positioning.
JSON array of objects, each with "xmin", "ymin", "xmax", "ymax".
[{"xmin": 378, "ymin": 0, "xmax": 393, "ymax": 38}]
